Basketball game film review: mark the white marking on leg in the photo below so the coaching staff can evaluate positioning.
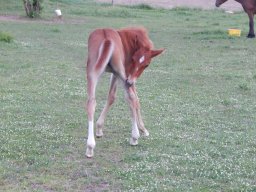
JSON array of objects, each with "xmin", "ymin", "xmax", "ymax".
[
  {"xmin": 130, "ymin": 121, "xmax": 140, "ymax": 145},
  {"xmin": 87, "ymin": 121, "xmax": 95, "ymax": 146},
  {"xmin": 86, "ymin": 121, "xmax": 96, "ymax": 157},
  {"xmin": 132, "ymin": 122, "xmax": 140, "ymax": 139}
]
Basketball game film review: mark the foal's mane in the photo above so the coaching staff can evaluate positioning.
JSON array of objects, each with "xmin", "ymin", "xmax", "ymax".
[{"xmin": 118, "ymin": 27, "xmax": 154, "ymax": 51}]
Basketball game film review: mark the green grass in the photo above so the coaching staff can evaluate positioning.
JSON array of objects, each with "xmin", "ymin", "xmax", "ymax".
[{"xmin": 1, "ymin": 0, "xmax": 256, "ymax": 191}]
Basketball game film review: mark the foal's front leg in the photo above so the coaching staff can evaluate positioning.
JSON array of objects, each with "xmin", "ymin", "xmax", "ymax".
[
  {"xmin": 132, "ymin": 86, "xmax": 149, "ymax": 137},
  {"xmin": 125, "ymin": 85, "xmax": 140, "ymax": 145}
]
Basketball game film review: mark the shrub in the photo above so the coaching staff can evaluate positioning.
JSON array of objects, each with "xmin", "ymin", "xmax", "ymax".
[
  {"xmin": 23, "ymin": 0, "xmax": 43, "ymax": 18},
  {"xmin": 0, "ymin": 32, "xmax": 13, "ymax": 43},
  {"xmin": 130, "ymin": 4, "xmax": 154, "ymax": 10}
]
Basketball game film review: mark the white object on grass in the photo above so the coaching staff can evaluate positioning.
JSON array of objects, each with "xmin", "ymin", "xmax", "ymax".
[{"xmin": 55, "ymin": 9, "xmax": 62, "ymax": 16}]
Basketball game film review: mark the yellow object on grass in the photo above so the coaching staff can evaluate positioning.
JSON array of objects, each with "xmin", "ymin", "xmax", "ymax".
[{"xmin": 228, "ymin": 29, "xmax": 241, "ymax": 36}]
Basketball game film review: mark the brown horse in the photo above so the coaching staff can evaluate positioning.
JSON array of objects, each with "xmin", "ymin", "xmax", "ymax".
[
  {"xmin": 215, "ymin": 0, "xmax": 256, "ymax": 38},
  {"xmin": 85, "ymin": 27, "xmax": 164, "ymax": 157}
]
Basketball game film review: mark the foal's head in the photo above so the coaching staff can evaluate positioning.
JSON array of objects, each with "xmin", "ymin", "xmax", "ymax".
[
  {"xmin": 215, "ymin": 0, "xmax": 228, "ymax": 7},
  {"xmin": 126, "ymin": 30, "xmax": 164, "ymax": 86},
  {"xmin": 126, "ymin": 48, "xmax": 164, "ymax": 86}
]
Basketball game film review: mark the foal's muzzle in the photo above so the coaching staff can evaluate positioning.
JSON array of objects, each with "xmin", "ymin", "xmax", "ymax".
[{"xmin": 125, "ymin": 79, "xmax": 134, "ymax": 87}]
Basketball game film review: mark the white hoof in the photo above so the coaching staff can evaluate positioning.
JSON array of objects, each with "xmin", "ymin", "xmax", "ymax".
[
  {"xmin": 130, "ymin": 137, "xmax": 138, "ymax": 146},
  {"xmin": 86, "ymin": 146, "xmax": 94, "ymax": 158},
  {"xmin": 86, "ymin": 138, "xmax": 95, "ymax": 158},
  {"xmin": 96, "ymin": 128, "xmax": 103, "ymax": 138}
]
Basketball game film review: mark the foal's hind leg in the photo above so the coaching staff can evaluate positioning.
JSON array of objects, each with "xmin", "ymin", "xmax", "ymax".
[
  {"xmin": 124, "ymin": 85, "xmax": 141, "ymax": 145},
  {"xmin": 86, "ymin": 73, "xmax": 99, "ymax": 158},
  {"xmin": 96, "ymin": 74, "xmax": 118, "ymax": 137}
]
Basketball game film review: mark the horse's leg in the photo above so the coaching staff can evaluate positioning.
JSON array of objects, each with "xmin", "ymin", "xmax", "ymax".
[
  {"xmin": 124, "ymin": 85, "xmax": 140, "ymax": 145},
  {"xmin": 131, "ymin": 86, "xmax": 149, "ymax": 137},
  {"xmin": 247, "ymin": 11, "xmax": 255, "ymax": 38},
  {"xmin": 96, "ymin": 74, "xmax": 118, "ymax": 137},
  {"xmin": 86, "ymin": 73, "xmax": 98, "ymax": 158}
]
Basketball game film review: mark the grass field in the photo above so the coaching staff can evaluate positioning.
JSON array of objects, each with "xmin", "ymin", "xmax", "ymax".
[{"xmin": 1, "ymin": 0, "xmax": 256, "ymax": 191}]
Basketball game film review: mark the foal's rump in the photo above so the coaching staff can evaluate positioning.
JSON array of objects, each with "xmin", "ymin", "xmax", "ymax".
[
  {"xmin": 94, "ymin": 39, "xmax": 114, "ymax": 74},
  {"xmin": 87, "ymin": 28, "xmax": 126, "ymax": 80}
]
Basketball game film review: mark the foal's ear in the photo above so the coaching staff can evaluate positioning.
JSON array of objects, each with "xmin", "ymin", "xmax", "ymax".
[{"xmin": 150, "ymin": 49, "xmax": 165, "ymax": 58}]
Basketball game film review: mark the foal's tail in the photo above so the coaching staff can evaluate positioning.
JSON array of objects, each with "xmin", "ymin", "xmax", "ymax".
[{"xmin": 95, "ymin": 39, "xmax": 114, "ymax": 73}]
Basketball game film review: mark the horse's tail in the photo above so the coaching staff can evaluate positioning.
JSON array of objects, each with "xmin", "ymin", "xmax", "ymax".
[{"xmin": 95, "ymin": 39, "xmax": 114, "ymax": 73}]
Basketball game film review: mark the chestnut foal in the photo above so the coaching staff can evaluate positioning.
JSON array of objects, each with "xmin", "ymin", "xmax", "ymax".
[{"xmin": 86, "ymin": 27, "xmax": 164, "ymax": 157}]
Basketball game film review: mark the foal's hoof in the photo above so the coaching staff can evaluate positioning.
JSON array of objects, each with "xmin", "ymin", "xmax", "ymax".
[
  {"xmin": 96, "ymin": 129, "xmax": 103, "ymax": 138},
  {"xmin": 247, "ymin": 34, "xmax": 255, "ymax": 38},
  {"xmin": 130, "ymin": 137, "xmax": 138, "ymax": 146},
  {"xmin": 86, "ymin": 147, "xmax": 94, "ymax": 158},
  {"xmin": 141, "ymin": 129, "xmax": 149, "ymax": 137}
]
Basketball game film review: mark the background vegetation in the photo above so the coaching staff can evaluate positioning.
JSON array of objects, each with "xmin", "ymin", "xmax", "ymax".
[
  {"xmin": 1, "ymin": 0, "xmax": 255, "ymax": 191},
  {"xmin": 22, "ymin": 0, "xmax": 44, "ymax": 18}
]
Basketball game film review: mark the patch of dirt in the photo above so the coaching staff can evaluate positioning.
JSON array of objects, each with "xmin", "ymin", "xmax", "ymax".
[
  {"xmin": 0, "ymin": 15, "xmax": 21, "ymax": 21},
  {"xmin": 97, "ymin": 0, "xmax": 242, "ymax": 11},
  {"xmin": 0, "ymin": 15, "xmax": 53, "ymax": 23},
  {"xmin": 0, "ymin": 15, "xmax": 87, "ymax": 24},
  {"xmin": 85, "ymin": 182, "xmax": 110, "ymax": 192}
]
